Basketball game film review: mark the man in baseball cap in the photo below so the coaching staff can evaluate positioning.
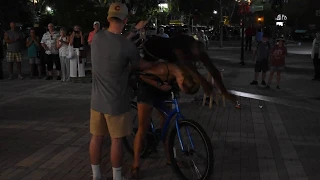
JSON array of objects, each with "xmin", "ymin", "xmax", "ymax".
[
  {"xmin": 88, "ymin": 21, "xmax": 100, "ymax": 45},
  {"xmin": 107, "ymin": 2, "xmax": 129, "ymax": 21},
  {"xmin": 89, "ymin": 2, "xmax": 153, "ymax": 180}
]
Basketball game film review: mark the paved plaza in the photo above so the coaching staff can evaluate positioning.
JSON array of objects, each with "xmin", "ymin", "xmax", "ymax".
[{"xmin": 1, "ymin": 45, "xmax": 320, "ymax": 180}]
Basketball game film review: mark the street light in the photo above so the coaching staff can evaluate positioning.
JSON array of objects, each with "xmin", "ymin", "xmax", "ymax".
[
  {"xmin": 235, "ymin": 0, "xmax": 251, "ymax": 65},
  {"xmin": 46, "ymin": 6, "xmax": 52, "ymax": 12},
  {"xmin": 213, "ymin": 10, "xmax": 218, "ymax": 15}
]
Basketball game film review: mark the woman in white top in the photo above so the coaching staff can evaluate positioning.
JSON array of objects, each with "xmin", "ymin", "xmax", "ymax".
[{"xmin": 56, "ymin": 28, "xmax": 70, "ymax": 81}]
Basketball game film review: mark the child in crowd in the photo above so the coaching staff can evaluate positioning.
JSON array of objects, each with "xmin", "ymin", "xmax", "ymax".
[{"xmin": 266, "ymin": 38, "xmax": 287, "ymax": 89}]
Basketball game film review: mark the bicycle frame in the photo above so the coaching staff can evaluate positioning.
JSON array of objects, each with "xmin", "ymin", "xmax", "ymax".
[{"xmin": 153, "ymin": 92, "xmax": 195, "ymax": 152}]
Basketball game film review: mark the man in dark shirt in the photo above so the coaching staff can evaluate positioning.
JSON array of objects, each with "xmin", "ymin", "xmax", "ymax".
[{"xmin": 250, "ymin": 34, "xmax": 271, "ymax": 85}]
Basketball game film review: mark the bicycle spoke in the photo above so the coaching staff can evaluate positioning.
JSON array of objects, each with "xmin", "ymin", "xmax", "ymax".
[{"xmin": 168, "ymin": 120, "xmax": 214, "ymax": 180}]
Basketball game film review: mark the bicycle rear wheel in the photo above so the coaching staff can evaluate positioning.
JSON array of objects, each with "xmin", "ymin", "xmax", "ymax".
[{"xmin": 168, "ymin": 120, "xmax": 214, "ymax": 180}]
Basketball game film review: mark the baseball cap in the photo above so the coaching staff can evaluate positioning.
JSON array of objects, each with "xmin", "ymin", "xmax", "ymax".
[
  {"xmin": 93, "ymin": 21, "xmax": 100, "ymax": 26},
  {"xmin": 107, "ymin": 3, "xmax": 128, "ymax": 21}
]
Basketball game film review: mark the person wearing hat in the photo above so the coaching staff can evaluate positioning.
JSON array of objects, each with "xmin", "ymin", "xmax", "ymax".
[
  {"xmin": 266, "ymin": 38, "xmax": 287, "ymax": 89},
  {"xmin": 251, "ymin": 33, "xmax": 271, "ymax": 85},
  {"xmin": 89, "ymin": 2, "xmax": 152, "ymax": 180},
  {"xmin": 88, "ymin": 21, "xmax": 100, "ymax": 46},
  {"xmin": 311, "ymin": 32, "xmax": 320, "ymax": 81}
]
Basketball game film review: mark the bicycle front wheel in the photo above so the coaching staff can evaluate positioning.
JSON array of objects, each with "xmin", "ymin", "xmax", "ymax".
[{"xmin": 168, "ymin": 120, "xmax": 214, "ymax": 180}]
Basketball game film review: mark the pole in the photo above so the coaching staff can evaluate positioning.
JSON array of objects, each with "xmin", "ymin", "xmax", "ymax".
[
  {"xmin": 219, "ymin": 0, "xmax": 223, "ymax": 48},
  {"xmin": 240, "ymin": 14, "xmax": 245, "ymax": 65}
]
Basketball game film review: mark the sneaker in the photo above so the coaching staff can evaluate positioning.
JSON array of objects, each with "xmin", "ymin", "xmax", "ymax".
[
  {"xmin": 56, "ymin": 76, "xmax": 61, "ymax": 80},
  {"xmin": 265, "ymin": 85, "xmax": 270, "ymax": 89},
  {"xmin": 45, "ymin": 76, "xmax": 53, "ymax": 80},
  {"xmin": 8, "ymin": 75, "xmax": 13, "ymax": 80},
  {"xmin": 250, "ymin": 80, "xmax": 258, "ymax": 85},
  {"xmin": 276, "ymin": 85, "xmax": 280, "ymax": 89},
  {"xmin": 261, "ymin": 80, "xmax": 266, "ymax": 85}
]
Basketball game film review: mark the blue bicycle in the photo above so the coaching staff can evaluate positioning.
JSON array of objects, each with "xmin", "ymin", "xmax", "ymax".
[{"xmin": 124, "ymin": 72, "xmax": 214, "ymax": 180}]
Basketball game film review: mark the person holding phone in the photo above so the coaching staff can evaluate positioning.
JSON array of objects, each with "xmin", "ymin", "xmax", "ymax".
[
  {"xmin": 69, "ymin": 25, "xmax": 85, "ymax": 81},
  {"xmin": 26, "ymin": 28, "xmax": 41, "ymax": 78}
]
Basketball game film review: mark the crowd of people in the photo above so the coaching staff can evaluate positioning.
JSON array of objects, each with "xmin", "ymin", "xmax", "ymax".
[{"xmin": 0, "ymin": 21, "xmax": 100, "ymax": 81}]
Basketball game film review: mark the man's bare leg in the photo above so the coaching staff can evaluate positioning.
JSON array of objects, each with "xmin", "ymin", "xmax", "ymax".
[
  {"xmin": 8, "ymin": 62, "xmax": 13, "ymax": 79},
  {"xmin": 89, "ymin": 135, "xmax": 103, "ymax": 179},
  {"xmin": 111, "ymin": 137, "xmax": 123, "ymax": 180},
  {"xmin": 17, "ymin": 62, "xmax": 22, "ymax": 78}
]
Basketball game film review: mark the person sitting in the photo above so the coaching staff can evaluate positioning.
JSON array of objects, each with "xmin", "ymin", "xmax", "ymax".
[
  {"xmin": 130, "ymin": 33, "xmax": 237, "ymax": 180},
  {"xmin": 131, "ymin": 61, "xmax": 202, "ymax": 179}
]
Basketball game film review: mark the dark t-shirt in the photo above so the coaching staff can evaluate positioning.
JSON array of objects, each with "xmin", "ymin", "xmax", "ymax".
[
  {"xmin": 256, "ymin": 41, "xmax": 271, "ymax": 62},
  {"xmin": 271, "ymin": 46, "xmax": 287, "ymax": 66},
  {"xmin": 73, "ymin": 37, "xmax": 82, "ymax": 48},
  {"xmin": 91, "ymin": 30, "xmax": 140, "ymax": 115}
]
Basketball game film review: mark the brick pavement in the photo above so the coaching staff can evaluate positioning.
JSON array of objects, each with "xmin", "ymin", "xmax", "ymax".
[{"xmin": 0, "ymin": 78, "xmax": 320, "ymax": 180}]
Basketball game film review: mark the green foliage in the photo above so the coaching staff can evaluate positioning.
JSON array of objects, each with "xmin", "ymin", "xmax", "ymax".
[{"xmin": 127, "ymin": 0, "xmax": 159, "ymax": 23}]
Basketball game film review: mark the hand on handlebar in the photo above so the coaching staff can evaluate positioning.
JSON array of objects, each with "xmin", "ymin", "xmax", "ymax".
[{"xmin": 159, "ymin": 82, "xmax": 172, "ymax": 92}]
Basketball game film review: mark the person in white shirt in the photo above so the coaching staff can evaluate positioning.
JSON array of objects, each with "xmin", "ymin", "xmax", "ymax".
[
  {"xmin": 41, "ymin": 23, "xmax": 61, "ymax": 80},
  {"xmin": 157, "ymin": 27, "xmax": 169, "ymax": 38},
  {"xmin": 56, "ymin": 28, "xmax": 70, "ymax": 82}
]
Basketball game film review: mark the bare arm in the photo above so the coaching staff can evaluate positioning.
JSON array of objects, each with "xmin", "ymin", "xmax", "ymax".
[
  {"xmin": 26, "ymin": 38, "xmax": 33, "ymax": 47},
  {"xmin": 40, "ymin": 35, "xmax": 49, "ymax": 50},
  {"xmin": 56, "ymin": 39, "xmax": 62, "ymax": 49},
  {"xmin": 4, "ymin": 32, "xmax": 15, "ymax": 44},
  {"xmin": 34, "ymin": 36, "xmax": 40, "ymax": 47},
  {"xmin": 131, "ymin": 59, "xmax": 155, "ymax": 72},
  {"xmin": 126, "ymin": 32, "xmax": 137, "ymax": 40},
  {"xmin": 69, "ymin": 33, "xmax": 75, "ymax": 46},
  {"xmin": 174, "ymin": 49, "xmax": 213, "ymax": 95}
]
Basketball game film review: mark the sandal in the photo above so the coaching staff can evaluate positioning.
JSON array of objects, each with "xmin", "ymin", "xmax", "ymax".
[{"xmin": 131, "ymin": 167, "xmax": 140, "ymax": 180}]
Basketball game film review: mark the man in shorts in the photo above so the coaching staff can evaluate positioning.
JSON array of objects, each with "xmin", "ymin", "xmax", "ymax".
[
  {"xmin": 4, "ymin": 22, "xmax": 24, "ymax": 80},
  {"xmin": 89, "ymin": 2, "xmax": 152, "ymax": 180},
  {"xmin": 41, "ymin": 23, "xmax": 61, "ymax": 80},
  {"xmin": 250, "ymin": 33, "xmax": 271, "ymax": 85}
]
